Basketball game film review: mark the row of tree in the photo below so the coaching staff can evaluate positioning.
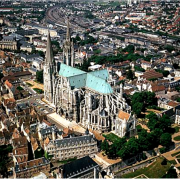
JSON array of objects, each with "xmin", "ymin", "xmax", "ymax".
[
  {"xmin": 79, "ymin": 45, "xmax": 155, "ymax": 71},
  {"xmin": 101, "ymin": 112, "xmax": 172, "ymax": 160},
  {"xmin": 130, "ymin": 91, "xmax": 157, "ymax": 117}
]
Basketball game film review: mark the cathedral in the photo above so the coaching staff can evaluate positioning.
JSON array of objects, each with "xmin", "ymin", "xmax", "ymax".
[{"xmin": 43, "ymin": 20, "xmax": 136, "ymax": 134}]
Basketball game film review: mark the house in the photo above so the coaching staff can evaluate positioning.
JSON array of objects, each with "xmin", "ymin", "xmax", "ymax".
[
  {"xmin": 13, "ymin": 146, "xmax": 28, "ymax": 164},
  {"xmin": 0, "ymin": 36, "xmax": 17, "ymax": 50},
  {"xmin": 20, "ymin": 53, "xmax": 43, "ymax": 63},
  {"xmin": 38, "ymin": 124, "xmax": 62, "ymax": 141},
  {"xmin": 0, "ymin": 131, "xmax": 5, "ymax": 145},
  {"xmin": 13, "ymin": 157, "xmax": 50, "ymax": 178},
  {"xmin": 20, "ymin": 42, "xmax": 33, "ymax": 53},
  {"xmin": 141, "ymin": 69, "xmax": 163, "ymax": 80},
  {"xmin": 141, "ymin": 60, "xmax": 151, "ymax": 70},
  {"xmin": 44, "ymin": 130, "xmax": 98, "ymax": 161},
  {"xmin": 175, "ymin": 109, "xmax": 180, "ymax": 125},
  {"xmin": 150, "ymin": 84, "xmax": 166, "ymax": 95}
]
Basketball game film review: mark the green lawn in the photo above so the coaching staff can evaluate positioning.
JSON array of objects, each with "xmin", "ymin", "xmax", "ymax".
[
  {"xmin": 174, "ymin": 136, "xmax": 180, "ymax": 141},
  {"xmin": 33, "ymin": 88, "xmax": 44, "ymax": 94},
  {"xmin": 169, "ymin": 160, "xmax": 177, "ymax": 165},
  {"xmin": 171, "ymin": 151, "xmax": 180, "ymax": 157},
  {"xmin": 17, "ymin": 86, "xmax": 24, "ymax": 91},
  {"xmin": 122, "ymin": 157, "xmax": 171, "ymax": 178},
  {"xmin": 34, "ymin": 148, "xmax": 44, "ymax": 159},
  {"xmin": 26, "ymin": 82, "xmax": 33, "ymax": 87},
  {"xmin": 103, "ymin": 133, "xmax": 120, "ymax": 143},
  {"xmin": 176, "ymin": 155, "xmax": 180, "ymax": 158},
  {"xmin": 58, "ymin": 157, "xmax": 77, "ymax": 164}
]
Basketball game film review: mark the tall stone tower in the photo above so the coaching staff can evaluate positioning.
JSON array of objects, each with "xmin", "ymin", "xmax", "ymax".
[
  {"xmin": 44, "ymin": 32, "xmax": 55, "ymax": 103},
  {"xmin": 63, "ymin": 18, "xmax": 74, "ymax": 67}
]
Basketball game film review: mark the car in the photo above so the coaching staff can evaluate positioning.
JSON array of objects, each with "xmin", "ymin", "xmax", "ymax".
[
  {"xmin": 33, "ymin": 103, "xmax": 37, "ymax": 106},
  {"xmin": 40, "ymin": 108, "xmax": 45, "ymax": 111}
]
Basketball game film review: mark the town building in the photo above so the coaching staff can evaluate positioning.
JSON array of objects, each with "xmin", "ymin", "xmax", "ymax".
[
  {"xmin": 0, "ymin": 36, "xmax": 17, "ymax": 50},
  {"xmin": 56, "ymin": 156, "xmax": 99, "ymax": 179},
  {"xmin": 13, "ymin": 157, "xmax": 50, "ymax": 178},
  {"xmin": 44, "ymin": 129, "xmax": 98, "ymax": 161}
]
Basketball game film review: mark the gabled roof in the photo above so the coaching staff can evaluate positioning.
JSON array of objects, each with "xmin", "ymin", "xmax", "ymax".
[
  {"xmin": 59, "ymin": 63, "xmax": 85, "ymax": 77},
  {"xmin": 61, "ymin": 156, "xmax": 98, "ymax": 178},
  {"xmin": 59, "ymin": 63, "xmax": 113, "ymax": 94},
  {"xmin": 118, "ymin": 110, "xmax": 130, "ymax": 121}
]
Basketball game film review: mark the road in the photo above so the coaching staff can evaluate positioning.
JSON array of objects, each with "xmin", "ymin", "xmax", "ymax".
[
  {"xmin": 17, "ymin": 92, "xmax": 55, "ymax": 115},
  {"xmin": 19, "ymin": 79, "xmax": 36, "ymax": 95}
]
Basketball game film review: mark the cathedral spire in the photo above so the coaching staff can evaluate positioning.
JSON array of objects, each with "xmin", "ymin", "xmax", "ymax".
[
  {"xmin": 66, "ymin": 18, "xmax": 71, "ymax": 41},
  {"xmin": 45, "ymin": 31, "xmax": 54, "ymax": 64}
]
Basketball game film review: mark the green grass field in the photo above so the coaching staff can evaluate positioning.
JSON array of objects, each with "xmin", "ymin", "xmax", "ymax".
[
  {"xmin": 26, "ymin": 82, "xmax": 33, "ymax": 87},
  {"xmin": 171, "ymin": 151, "xmax": 180, "ymax": 157},
  {"xmin": 174, "ymin": 136, "xmax": 180, "ymax": 141},
  {"xmin": 122, "ymin": 157, "xmax": 171, "ymax": 178},
  {"xmin": 103, "ymin": 133, "xmax": 120, "ymax": 143},
  {"xmin": 33, "ymin": 88, "xmax": 44, "ymax": 94}
]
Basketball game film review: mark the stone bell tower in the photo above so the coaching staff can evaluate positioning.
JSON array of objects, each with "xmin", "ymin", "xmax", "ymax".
[
  {"xmin": 63, "ymin": 18, "xmax": 75, "ymax": 67},
  {"xmin": 43, "ymin": 32, "xmax": 55, "ymax": 103}
]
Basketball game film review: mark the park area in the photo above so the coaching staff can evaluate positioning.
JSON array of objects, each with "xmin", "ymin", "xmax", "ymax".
[
  {"xmin": 122, "ymin": 157, "xmax": 171, "ymax": 178},
  {"xmin": 25, "ymin": 80, "xmax": 44, "ymax": 90},
  {"xmin": 103, "ymin": 132, "xmax": 120, "ymax": 142}
]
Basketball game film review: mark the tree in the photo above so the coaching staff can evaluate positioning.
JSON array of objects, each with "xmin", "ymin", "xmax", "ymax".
[
  {"xmin": 138, "ymin": 129, "xmax": 151, "ymax": 150},
  {"xmin": 162, "ymin": 166, "xmax": 177, "ymax": 178},
  {"xmin": 101, "ymin": 140, "xmax": 109, "ymax": 154},
  {"xmin": 118, "ymin": 137, "xmax": 140, "ymax": 159},
  {"xmin": 160, "ymin": 133, "xmax": 172, "ymax": 147},
  {"xmin": 0, "ymin": 145, "xmax": 13, "ymax": 178},
  {"xmin": 164, "ymin": 45, "xmax": 175, "ymax": 53},
  {"xmin": 146, "ymin": 92, "xmax": 157, "ymax": 106},
  {"xmin": 132, "ymin": 102, "xmax": 143, "ymax": 117},
  {"xmin": 146, "ymin": 112, "xmax": 159, "ymax": 131},
  {"xmin": 173, "ymin": 63, "xmax": 180, "ymax": 69},
  {"xmin": 126, "ymin": 69, "xmax": 134, "ymax": 80},
  {"xmin": 107, "ymin": 143, "xmax": 118, "ymax": 159},
  {"xmin": 0, "ymin": 72, "xmax": 4, "ymax": 80},
  {"xmin": 36, "ymin": 70, "xmax": 43, "ymax": 84},
  {"xmin": 158, "ymin": 115, "xmax": 171, "ymax": 131},
  {"xmin": 134, "ymin": 66, "xmax": 145, "ymax": 72},
  {"xmin": 123, "ymin": 45, "xmax": 135, "ymax": 53},
  {"xmin": 131, "ymin": 92, "xmax": 157, "ymax": 117}
]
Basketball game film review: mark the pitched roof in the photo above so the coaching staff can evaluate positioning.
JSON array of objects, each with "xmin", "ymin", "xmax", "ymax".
[
  {"xmin": 48, "ymin": 134, "xmax": 95, "ymax": 147},
  {"xmin": 89, "ymin": 129, "xmax": 105, "ymax": 142},
  {"xmin": 59, "ymin": 63, "xmax": 113, "ymax": 94},
  {"xmin": 5, "ymin": 80, "xmax": 13, "ymax": 89},
  {"xmin": 151, "ymin": 85, "xmax": 165, "ymax": 92},
  {"xmin": 167, "ymin": 101, "xmax": 179, "ymax": 107},
  {"xmin": 118, "ymin": 110, "xmax": 130, "ymax": 121},
  {"xmin": 141, "ymin": 69, "xmax": 163, "ymax": 80},
  {"xmin": 13, "ymin": 147, "xmax": 28, "ymax": 155},
  {"xmin": 11, "ymin": 71, "xmax": 32, "ymax": 77},
  {"xmin": 15, "ymin": 157, "xmax": 50, "ymax": 172},
  {"xmin": 61, "ymin": 156, "xmax": 98, "ymax": 178}
]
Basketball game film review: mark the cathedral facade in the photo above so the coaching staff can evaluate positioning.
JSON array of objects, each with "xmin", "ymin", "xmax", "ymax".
[{"xmin": 44, "ymin": 20, "xmax": 136, "ymax": 134}]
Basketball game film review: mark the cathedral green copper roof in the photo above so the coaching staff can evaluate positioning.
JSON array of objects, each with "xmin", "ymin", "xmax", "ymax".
[
  {"xmin": 89, "ymin": 69, "xmax": 109, "ymax": 80},
  {"xmin": 59, "ymin": 63, "xmax": 86, "ymax": 77},
  {"xmin": 59, "ymin": 63, "xmax": 113, "ymax": 94}
]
